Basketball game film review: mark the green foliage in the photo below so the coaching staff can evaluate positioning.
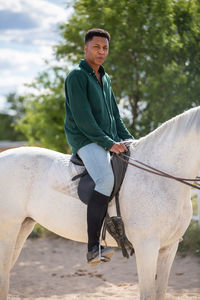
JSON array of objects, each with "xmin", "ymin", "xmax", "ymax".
[
  {"xmin": 191, "ymin": 195, "xmax": 198, "ymax": 216},
  {"xmin": 56, "ymin": 0, "xmax": 200, "ymax": 137},
  {"xmin": 7, "ymin": 92, "xmax": 26, "ymax": 120},
  {"xmin": 178, "ymin": 221, "xmax": 200, "ymax": 256},
  {"xmin": 0, "ymin": 112, "xmax": 25, "ymax": 141},
  {"xmin": 178, "ymin": 197, "xmax": 200, "ymax": 255},
  {"xmin": 15, "ymin": 66, "xmax": 71, "ymax": 153},
  {"xmin": 29, "ymin": 224, "xmax": 55, "ymax": 238},
  {"xmin": 0, "ymin": 93, "xmax": 27, "ymax": 141}
]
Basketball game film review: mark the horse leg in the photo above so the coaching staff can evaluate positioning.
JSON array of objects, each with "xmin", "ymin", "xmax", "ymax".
[
  {"xmin": 155, "ymin": 241, "xmax": 179, "ymax": 300},
  {"xmin": 135, "ymin": 238, "xmax": 160, "ymax": 300},
  {"xmin": 0, "ymin": 223, "xmax": 21, "ymax": 300},
  {"xmin": 11, "ymin": 217, "xmax": 36, "ymax": 269}
]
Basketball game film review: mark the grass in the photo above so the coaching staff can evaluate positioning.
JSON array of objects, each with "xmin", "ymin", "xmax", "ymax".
[
  {"xmin": 178, "ymin": 220, "xmax": 200, "ymax": 256},
  {"xmin": 28, "ymin": 224, "xmax": 56, "ymax": 239},
  {"xmin": 178, "ymin": 195, "xmax": 200, "ymax": 256},
  {"xmin": 191, "ymin": 194, "xmax": 198, "ymax": 216}
]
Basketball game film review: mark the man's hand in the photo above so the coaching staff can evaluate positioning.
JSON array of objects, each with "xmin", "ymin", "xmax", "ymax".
[{"xmin": 109, "ymin": 142, "xmax": 128, "ymax": 154}]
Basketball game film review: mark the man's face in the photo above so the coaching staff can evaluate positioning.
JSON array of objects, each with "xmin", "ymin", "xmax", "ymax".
[{"xmin": 84, "ymin": 36, "xmax": 109, "ymax": 67}]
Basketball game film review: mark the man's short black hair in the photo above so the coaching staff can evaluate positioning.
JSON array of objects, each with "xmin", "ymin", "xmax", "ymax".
[{"xmin": 85, "ymin": 28, "xmax": 110, "ymax": 44}]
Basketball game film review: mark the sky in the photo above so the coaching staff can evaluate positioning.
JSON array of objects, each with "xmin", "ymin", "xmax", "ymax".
[{"xmin": 0, "ymin": 0, "xmax": 73, "ymax": 112}]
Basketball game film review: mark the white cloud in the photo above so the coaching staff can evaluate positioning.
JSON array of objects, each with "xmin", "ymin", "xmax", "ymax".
[
  {"xmin": 0, "ymin": 74, "xmax": 33, "ymax": 97},
  {"xmin": 0, "ymin": 0, "xmax": 68, "ymax": 25},
  {"xmin": 0, "ymin": 0, "xmax": 72, "ymax": 45},
  {"xmin": 0, "ymin": 48, "xmax": 46, "ymax": 70},
  {"xmin": 0, "ymin": 46, "xmax": 56, "ymax": 96},
  {"xmin": 0, "ymin": 0, "xmax": 72, "ymax": 111}
]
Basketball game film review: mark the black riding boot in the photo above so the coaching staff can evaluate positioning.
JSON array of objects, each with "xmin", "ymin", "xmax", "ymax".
[
  {"xmin": 87, "ymin": 190, "xmax": 114, "ymax": 266},
  {"xmin": 87, "ymin": 190, "xmax": 109, "ymax": 250}
]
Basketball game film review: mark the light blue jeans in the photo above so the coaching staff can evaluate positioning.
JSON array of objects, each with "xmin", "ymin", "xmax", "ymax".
[{"xmin": 77, "ymin": 143, "xmax": 114, "ymax": 196}]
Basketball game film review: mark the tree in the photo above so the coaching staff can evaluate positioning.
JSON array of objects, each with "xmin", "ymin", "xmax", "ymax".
[
  {"xmin": 0, "ymin": 112, "xmax": 25, "ymax": 141},
  {"xmin": 56, "ymin": 0, "xmax": 200, "ymax": 137},
  {"xmin": 0, "ymin": 93, "xmax": 26, "ymax": 141},
  {"xmin": 6, "ymin": 92, "xmax": 26, "ymax": 120},
  {"xmin": 16, "ymin": 66, "xmax": 70, "ymax": 153}
]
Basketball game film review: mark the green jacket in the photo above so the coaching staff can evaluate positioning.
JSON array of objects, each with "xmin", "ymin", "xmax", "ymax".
[{"xmin": 64, "ymin": 59, "xmax": 133, "ymax": 154}]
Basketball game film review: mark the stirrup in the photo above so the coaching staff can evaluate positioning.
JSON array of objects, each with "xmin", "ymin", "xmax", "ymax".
[
  {"xmin": 87, "ymin": 244, "xmax": 113, "ymax": 267},
  {"xmin": 98, "ymin": 244, "xmax": 112, "ymax": 262}
]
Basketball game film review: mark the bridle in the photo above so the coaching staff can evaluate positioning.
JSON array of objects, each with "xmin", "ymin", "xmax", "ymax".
[{"xmin": 117, "ymin": 153, "xmax": 200, "ymax": 190}]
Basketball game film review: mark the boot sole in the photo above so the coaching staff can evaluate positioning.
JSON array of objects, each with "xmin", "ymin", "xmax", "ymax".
[
  {"xmin": 101, "ymin": 249, "xmax": 114, "ymax": 259},
  {"xmin": 88, "ymin": 249, "xmax": 114, "ymax": 267},
  {"xmin": 88, "ymin": 256, "xmax": 102, "ymax": 267}
]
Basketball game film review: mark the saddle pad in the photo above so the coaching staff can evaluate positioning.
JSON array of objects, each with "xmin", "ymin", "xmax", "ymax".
[{"xmin": 47, "ymin": 153, "xmax": 85, "ymax": 199}]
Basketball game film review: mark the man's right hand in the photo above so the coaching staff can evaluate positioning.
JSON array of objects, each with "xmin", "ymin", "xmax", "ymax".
[{"xmin": 109, "ymin": 142, "xmax": 128, "ymax": 154}]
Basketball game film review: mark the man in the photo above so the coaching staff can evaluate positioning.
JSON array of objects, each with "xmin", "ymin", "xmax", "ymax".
[{"xmin": 64, "ymin": 28, "xmax": 133, "ymax": 266}]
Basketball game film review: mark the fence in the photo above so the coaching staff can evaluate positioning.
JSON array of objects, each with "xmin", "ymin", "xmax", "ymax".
[{"xmin": 191, "ymin": 189, "xmax": 200, "ymax": 228}]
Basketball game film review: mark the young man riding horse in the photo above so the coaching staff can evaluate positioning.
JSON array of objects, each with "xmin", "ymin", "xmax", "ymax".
[{"xmin": 64, "ymin": 28, "xmax": 133, "ymax": 266}]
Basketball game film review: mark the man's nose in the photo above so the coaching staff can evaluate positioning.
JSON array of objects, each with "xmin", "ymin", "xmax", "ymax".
[{"xmin": 98, "ymin": 48, "xmax": 104, "ymax": 54}]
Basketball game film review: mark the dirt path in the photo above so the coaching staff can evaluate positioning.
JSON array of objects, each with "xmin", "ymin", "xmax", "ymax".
[{"xmin": 8, "ymin": 238, "xmax": 200, "ymax": 299}]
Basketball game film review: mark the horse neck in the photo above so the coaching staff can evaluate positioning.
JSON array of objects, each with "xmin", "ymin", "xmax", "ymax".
[{"xmin": 133, "ymin": 112, "xmax": 200, "ymax": 179}]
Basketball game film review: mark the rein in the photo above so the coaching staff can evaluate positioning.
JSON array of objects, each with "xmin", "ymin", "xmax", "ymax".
[{"xmin": 117, "ymin": 153, "xmax": 200, "ymax": 190}]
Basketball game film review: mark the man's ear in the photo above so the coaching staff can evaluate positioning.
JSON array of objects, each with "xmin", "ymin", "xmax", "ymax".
[{"xmin": 84, "ymin": 44, "xmax": 87, "ymax": 55}]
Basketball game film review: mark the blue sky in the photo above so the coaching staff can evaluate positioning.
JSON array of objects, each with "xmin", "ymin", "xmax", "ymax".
[{"xmin": 0, "ymin": 0, "xmax": 73, "ymax": 112}]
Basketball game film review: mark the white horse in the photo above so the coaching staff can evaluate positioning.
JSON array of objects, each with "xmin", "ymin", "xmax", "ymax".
[{"xmin": 0, "ymin": 106, "xmax": 200, "ymax": 300}]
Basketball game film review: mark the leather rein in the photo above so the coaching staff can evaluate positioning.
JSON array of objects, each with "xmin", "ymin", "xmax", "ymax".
[{"xmin": 117, "ymin": 153, "xmax": 200, "ymax": 190}]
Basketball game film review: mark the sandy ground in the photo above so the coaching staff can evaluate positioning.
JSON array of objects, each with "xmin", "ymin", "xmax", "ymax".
[{"xmin": 8, "ymin": 237, "xmax": 200, "ymax": 300}]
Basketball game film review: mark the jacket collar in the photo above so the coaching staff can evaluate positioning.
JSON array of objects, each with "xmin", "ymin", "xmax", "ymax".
[{"xmin": 79, "ymin": 59, "xmax": 105, "ymax": 76}]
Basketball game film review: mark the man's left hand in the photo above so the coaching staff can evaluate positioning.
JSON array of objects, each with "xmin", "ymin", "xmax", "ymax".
[{"xmin": 109, "ymin": 142, "xmax": 128, "ymax": 154}]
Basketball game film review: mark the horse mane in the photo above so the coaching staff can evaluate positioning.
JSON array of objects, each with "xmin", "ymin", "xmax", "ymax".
[{"xmin": 132, "ymin": 106, "xmax": 200, "ymax": 149}]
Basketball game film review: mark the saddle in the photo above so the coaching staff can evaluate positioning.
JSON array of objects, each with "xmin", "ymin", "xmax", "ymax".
[{"xmin": 70, "ymin": 142, "xmax": 134, "ymax": 258}]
